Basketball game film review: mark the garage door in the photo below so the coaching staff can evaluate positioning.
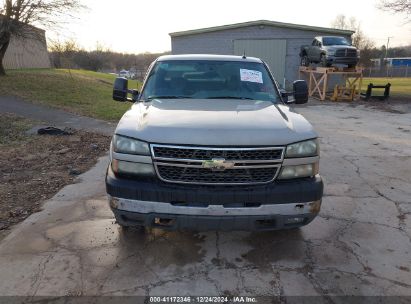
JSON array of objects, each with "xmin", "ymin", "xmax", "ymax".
[{"xmin": 234, "ymin": 39, "xmax": 286, "ymax": 85}]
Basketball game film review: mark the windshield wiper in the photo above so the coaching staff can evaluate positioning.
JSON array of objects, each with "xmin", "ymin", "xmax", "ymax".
[
  {"xmin": 206, "ymin": 96, "xmax": 255, "ymax": 100},
  {"xmin": 146, "ymin": 95, "xmax": 192, "ymax": 101}
]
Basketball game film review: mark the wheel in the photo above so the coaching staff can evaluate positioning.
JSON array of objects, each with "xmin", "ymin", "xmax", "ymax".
[
  {"xmin": 300, "ymin": 55, "xmax": 310, "ymax": 67},
  {"xmin": 320, "ymin": 55, "xmax": 330, "ymax": 67}
]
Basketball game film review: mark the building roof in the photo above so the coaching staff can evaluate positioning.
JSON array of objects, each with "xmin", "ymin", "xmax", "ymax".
[
  {"xmin": 157, "ymin": 54, "xmax": 262, "ymax": 62},
  {"xmin": 0, "ymin": 14, "xmax": 46, "ymax": 33},
  {"xmin": 169, "ymin": 19, "xmax": 354, "ymax": 37}
]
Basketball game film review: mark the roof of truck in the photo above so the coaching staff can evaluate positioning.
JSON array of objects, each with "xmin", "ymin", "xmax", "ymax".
[{"xmin": 157, "ymin": 54, "xmax": 263, "ymax": 63}]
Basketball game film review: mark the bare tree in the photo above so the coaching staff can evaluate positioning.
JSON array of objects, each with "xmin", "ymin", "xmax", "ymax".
[
  {"xmin": 331, "ymin": 15, "xmax": 375, "ymax": 49},
  {"xmin": 0, "ymin": 0, "xmax": 84, "ymax": 76},
  {"xmin": 379, "ymin": 0, "xmax": 411, "ymax": 22},
  {"xmin": 331, "ymin": 15, "xmax": 376, "ymax": 66},
  {"xmin": 331, "ymin": 15, "xmax": 357, "ymax": 30},
  {"xmin": 48, "ymin": 38, "xmax": 79, "ymax": 68}
]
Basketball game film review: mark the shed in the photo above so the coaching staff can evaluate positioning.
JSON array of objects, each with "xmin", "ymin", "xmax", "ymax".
[
  {"xmin": 170, "ymin": 20, "xmax": 354, "ymax": 88},
  {"xmin": 1, "ymin": 16, "xmax": 51, "ymax": 70}
]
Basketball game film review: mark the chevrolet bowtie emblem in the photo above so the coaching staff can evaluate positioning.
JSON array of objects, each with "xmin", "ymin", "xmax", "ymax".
[{"xmin": 202, "ymin": 158, "xmax": 235, "ymax": 171}]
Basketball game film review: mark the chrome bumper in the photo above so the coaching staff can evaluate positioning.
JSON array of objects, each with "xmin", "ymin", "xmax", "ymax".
[{"xmin": 109, "ymin": 196, "xmax": 321, "ymax": 217}]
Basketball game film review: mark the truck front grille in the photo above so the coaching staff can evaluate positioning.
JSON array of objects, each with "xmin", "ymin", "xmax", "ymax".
[
  {"xmin": 151, "ymin": 144, "xmax": 284, "ymax": 185},
  {"xmin": 156, "ymin": 165, "xmax": 278, "ymax": 184},
  {"xmin": 335, "ymin": 49, "xmax": 357, "ymax": 57}
]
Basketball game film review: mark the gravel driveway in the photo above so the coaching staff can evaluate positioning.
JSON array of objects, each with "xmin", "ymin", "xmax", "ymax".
[{"xmin": 0, "ymin": 101, "xmax": 410, "ymax": 301}]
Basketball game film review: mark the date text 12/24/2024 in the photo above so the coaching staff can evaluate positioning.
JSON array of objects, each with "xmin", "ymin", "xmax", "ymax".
[{"xmin": 150, "ymin": 296, "xmax": 258, "ymax": 303}]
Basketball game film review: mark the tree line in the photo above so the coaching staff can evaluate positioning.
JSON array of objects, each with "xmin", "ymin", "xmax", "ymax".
[
  {"xmin": 48, "ymin": 40, "xmax": 167, "ymax": 73},
  {"xmin": 331, "ymin": 14, "xmax": 411, "ymax": 67}
]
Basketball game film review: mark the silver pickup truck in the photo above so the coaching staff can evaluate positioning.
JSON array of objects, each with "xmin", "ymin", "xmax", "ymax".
[
  {"xmin": 300, "ymin": 36, "xmax": 359, "ymax": 68},
  {"xmin": 106, "ymin": 54, "xmax": 323, "ymax": 231}
]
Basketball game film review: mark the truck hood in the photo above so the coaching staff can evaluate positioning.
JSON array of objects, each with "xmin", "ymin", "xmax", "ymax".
[{"xmin": 115, "ymin": 99, "xmax": 317, "ymax": 146}]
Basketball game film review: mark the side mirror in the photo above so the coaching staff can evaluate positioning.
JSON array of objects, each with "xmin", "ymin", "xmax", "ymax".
[
  {"xmin": 113, "ymin": 77, "xmax": 128, "ymax": 102},
  {"xmin": 293, "ymin": 80, "xmax": 308, "ymax": 104},
  {"xmin": 113, "ymin": 78, "xmax": 140, "ymax": 102}
]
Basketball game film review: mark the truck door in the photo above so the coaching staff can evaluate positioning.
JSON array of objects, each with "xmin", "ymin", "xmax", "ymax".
[
  {"xmin": 311, "ymin": 39, "xmax": 322, "ymax": 61},
  {"xmin": 308, "ymin": 39, "xmax": 317, "ymax": 60}
]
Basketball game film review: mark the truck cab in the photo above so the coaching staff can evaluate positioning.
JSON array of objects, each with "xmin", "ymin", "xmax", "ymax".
[{"xmin": 106, "ymin": 54, "xmax": 323, "ymax": 231}]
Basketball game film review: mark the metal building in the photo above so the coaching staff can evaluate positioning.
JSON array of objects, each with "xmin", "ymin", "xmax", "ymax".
[
  {"xmin": 170, "ymin": 20, "xmax": 353, "ymax": 88},
  {"xmin": 3, "ymin": 26, "xmax": 50, "ymax": 69}
]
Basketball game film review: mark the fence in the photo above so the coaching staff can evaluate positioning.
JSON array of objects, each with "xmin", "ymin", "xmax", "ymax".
[{"xmin": 363, "ymin": 66, "xmax": 411, "ymax": 78}]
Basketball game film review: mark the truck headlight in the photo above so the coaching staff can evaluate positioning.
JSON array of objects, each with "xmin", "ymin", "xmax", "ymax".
[
  {"xmin": 285, "ymin": 139, "xmax": 319, "ymax": 158},
  {"xmin": 113, "ymin": 135, "xmax": 150, "ymax": 155},
  {"xmin": 278, "ymin": 163, "xmax": 319, "ymax": 180},
  {"xmin": 112, "ymin": 159, "xmax": 155, "ymax": 176}
]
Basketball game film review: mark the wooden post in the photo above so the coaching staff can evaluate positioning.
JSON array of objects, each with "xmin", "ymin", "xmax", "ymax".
[
  {"xmin": 322, "ymin": 70, "xmax": 328, "ymax": 101},
  {"xmin": 298, "ymin": 66, "xmax": 363, "ymax": 102}
]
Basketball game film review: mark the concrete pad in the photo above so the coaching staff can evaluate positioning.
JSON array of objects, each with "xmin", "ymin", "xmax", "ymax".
[
  {"xmin": 339, "ymin": 222, "xmax": 411, "ymax": 286},
  {"xmin": 300, "ymin": 216, "xmax": 347, "ymax": 240},
  {"xmin": 279, "ymin": 271, "xmax": 320, "ymax": 296},
  {"xmin": 310, "ymin": 240, "xmax": 364, "ymax": 274},
  {"xmin": 321, "ymin": 196, "xmax": 400, "ymax": 227}
]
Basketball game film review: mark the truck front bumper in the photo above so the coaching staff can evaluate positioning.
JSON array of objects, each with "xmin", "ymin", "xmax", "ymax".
[
  {"xmin": 109, "ymin": 197, "xmax": 321, "ymax": 231},
  {"xmin": 106, "ymin": 167, "xmax": 323, "ymax": 231},
  {"xmin": 326, "ymin": 56, "xmax": 359, "ymax": 66}
]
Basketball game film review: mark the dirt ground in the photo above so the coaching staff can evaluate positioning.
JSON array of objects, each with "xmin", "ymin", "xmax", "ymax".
[
  {"xmin": 0, "ymin": 113, "xmax": 111, "ymax": 233},
  {"xmin": 309, "ymin": 97, "xmax": 411, "ymax": 114},
  {"xmin": 357, "ymin": 98, "xmax": 411, "ymax": 114}
]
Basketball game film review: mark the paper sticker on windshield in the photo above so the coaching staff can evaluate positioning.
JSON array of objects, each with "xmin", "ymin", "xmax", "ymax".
[{"xmin": 240, "ymin": 69, "xmax": 263, "ymax": 84}]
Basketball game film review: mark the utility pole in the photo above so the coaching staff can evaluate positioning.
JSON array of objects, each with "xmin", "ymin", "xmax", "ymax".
[
  {"xmin": 384, "ymin": 37, "xmax": 393, "ymax": 77},
  {"xmin": 385, "ymin": 37, "xmax": 393, "ymax": 60}
]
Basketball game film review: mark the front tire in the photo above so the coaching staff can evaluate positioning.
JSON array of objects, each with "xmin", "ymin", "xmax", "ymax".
[
  {"xmin": 301, "ymin": 55, "xmax": 310, "ymax": 67},
  {"xmin": 321, "ymin": 55, "xmax": 331, "ymax": 67}
]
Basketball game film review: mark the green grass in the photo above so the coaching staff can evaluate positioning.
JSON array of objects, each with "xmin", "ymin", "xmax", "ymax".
[
  {"xmin": 0, "ymin": 69, "xmax": 141, "ymax": 121},
  {"xmin": 361, "ymin": 77, "xmax": 411, "ymax": 97}
]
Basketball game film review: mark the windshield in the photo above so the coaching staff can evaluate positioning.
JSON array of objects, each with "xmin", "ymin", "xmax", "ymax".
[
  {"xmin": 322, "ymin": 37, "xmax": 350, "ymax": 46},
  {"xmin": 140, "ymin": 60, "xmax": 280, "ymax": 102}
]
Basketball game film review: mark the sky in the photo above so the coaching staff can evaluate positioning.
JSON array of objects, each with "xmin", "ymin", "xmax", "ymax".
[{"xmin": 52, "ymin": 0, "xmax": 411, "ymax": 53}]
